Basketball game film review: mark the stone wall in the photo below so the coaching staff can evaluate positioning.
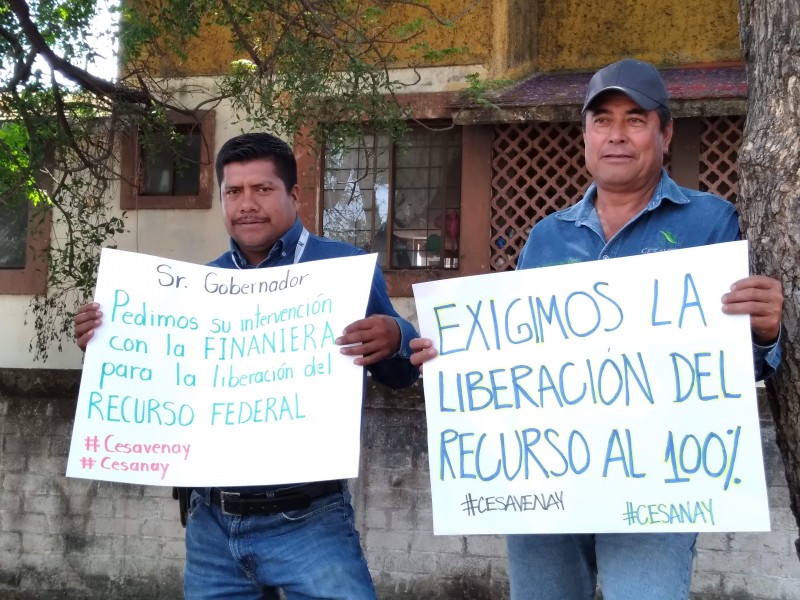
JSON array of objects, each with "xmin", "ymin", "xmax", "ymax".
[{"xmin": 1, "ymin": 369, "xmax": 799, "ymax": 599}]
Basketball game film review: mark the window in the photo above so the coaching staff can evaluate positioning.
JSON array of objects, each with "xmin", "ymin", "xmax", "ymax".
[
  {"xmin": 141, "ymin": 123, "xmax": 203, "ymax": 196},
  {"xmin": 0, "ymin": 200, "xmax": 49, "ymax": 294},
  {"xmin": 120, "ymin": 110, "xmax": 215, "ymax": 210},
  {"xmin": 0, "ymin": 199, "xmax": 28, "ymax": 269},
  {"xmin": 323, "ymin": 126, "xmax": 462, "ymax": 270}
]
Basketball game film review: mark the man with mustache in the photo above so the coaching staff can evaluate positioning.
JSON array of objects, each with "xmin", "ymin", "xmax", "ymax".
[
  {"xmin": 411, "ymin": 59, "xmax": 783, "ymax": 599},
  {"xmin": 75, "ymin": 132, "xmax": 420, "ymax": 599}
]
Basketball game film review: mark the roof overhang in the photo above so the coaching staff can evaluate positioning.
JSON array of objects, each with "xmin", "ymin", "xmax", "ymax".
[{"xmin": 452, "ymin": 64, "xmax": 748, "ymax": 125}]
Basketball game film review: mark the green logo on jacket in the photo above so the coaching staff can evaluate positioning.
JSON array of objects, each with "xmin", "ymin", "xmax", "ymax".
[{"xmin": 660, "ymin": 230, "xmax": 678, "ymax": 245}]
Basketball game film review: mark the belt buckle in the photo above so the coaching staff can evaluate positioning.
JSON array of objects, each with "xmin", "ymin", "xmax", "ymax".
[{"xmin": 219, "ymin": 491, "xmax": 241, "ymax": 516}]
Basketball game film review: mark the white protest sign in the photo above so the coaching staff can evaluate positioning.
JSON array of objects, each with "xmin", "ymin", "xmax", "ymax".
[
  {"xmin": 413, "ymin": 241, "xmax": 769, "ymax": 535},
  {"xmin": 66, "ymin": 248, "xmax": 378, "ymax": 487}
]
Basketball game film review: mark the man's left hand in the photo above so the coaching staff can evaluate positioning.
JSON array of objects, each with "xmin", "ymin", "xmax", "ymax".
[
  {"xmin": 721, "ymin": 275, "xmax": 783, "ymax": 345},
  {"xmin": 336, "ymin": 315, "xmax": 401, "ymax": 366}
]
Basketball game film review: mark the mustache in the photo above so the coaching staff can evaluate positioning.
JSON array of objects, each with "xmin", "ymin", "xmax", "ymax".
[{"xmin": 233, "ymin": 217, "xmax": 269, "ymax": 225}]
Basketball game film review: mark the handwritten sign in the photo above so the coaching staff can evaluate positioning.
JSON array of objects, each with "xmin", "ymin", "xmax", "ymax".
[
  {"xmin": 66, "ymin": 248, "xmax": 378, "ymax": 487},
  {"xmin": 413, "ymin": 241, "xmax": 769, "ymax": 535}
]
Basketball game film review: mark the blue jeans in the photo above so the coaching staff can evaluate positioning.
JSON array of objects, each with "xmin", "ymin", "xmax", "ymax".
[
  {"xmin": 183, "ymin": 485, "xmax": 376, "ymax": 600},
  {"xmin": 507, "ymin": 533, "xmax": 696, "ymax": 600}
]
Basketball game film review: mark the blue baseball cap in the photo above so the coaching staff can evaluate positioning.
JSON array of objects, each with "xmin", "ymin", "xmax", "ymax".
[{"xmin": 582, "ymin": 59, "xmax": 669, "ymax": 113}]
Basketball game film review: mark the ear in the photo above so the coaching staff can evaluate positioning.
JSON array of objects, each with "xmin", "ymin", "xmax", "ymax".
[
  {"xmin": 661, "ymin": 120, "xmax": 674, "ymax": 153},
  {"xmin": 289, "ymin": 184, "xmax": 300, "ymax": 208}
]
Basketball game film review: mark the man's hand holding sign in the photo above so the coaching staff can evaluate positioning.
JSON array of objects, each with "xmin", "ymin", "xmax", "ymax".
[{"xmin": 721, "ymin": 275, "xmax": 783, "ymax": 345}]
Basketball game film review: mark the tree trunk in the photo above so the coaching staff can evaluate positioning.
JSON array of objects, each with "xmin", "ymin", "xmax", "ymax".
[{"xmin": 738, "ymin": 0, "xmax": 800, "ymax": 559}]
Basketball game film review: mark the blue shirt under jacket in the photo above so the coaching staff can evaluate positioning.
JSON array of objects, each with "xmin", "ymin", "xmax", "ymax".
[
  {"xmin": 209, "ymin": 217, "xmax": 420, "ymax": 389},
  {"xmin": 516, "ymin": 169, "xmax": 781, "ymax": 381}
]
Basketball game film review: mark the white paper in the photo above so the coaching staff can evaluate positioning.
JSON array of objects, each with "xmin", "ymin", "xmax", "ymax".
[
  {"xmin": 67, "ymin": 249, "xmax": 378, "ymax": 486},
  {"xmin": 413, "ymin": 241, "xmax": 769, "ymax": 534}
]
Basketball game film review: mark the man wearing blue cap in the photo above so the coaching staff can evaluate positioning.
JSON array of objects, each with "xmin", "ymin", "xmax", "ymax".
[{"xmin": 411, "ymin": 58, "xmax": 784, "ymax": 599}]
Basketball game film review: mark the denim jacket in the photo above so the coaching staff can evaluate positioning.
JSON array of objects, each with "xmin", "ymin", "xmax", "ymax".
[
  {"xmin": 517, "ymin": 169, "xmax": 781, "ymax": 380},
  {"xmin": 209, "ymin": 217, "xmax": 420, "ymax": 389}
]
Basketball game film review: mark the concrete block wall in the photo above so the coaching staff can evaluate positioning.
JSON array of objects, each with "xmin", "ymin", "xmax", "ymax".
[
  {"xmin": 357, "ymin": 381, "xmax": 510, "ymax": 599},
  {"xmin": 1, "ymin": 369, "xmax": 799, "ymax": 599},
  {"xmin": 0, "ymin": 370, "xmax": 184, "ymax": 599}
]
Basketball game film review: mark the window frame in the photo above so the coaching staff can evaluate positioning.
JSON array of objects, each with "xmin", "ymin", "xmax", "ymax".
[{"xmin": 120, "ymin": 110, "xmax": 215, "ymax": 210}]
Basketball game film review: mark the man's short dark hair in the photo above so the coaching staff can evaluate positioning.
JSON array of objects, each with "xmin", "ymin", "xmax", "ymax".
[{"xmin": 215, "ymin": 132, "xmax": 298, "ymax": 191}]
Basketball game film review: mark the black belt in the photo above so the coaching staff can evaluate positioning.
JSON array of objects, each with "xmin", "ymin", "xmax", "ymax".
[{"xmin": 210, "ymin": 480, "xmax": 342, "ymax": 516}]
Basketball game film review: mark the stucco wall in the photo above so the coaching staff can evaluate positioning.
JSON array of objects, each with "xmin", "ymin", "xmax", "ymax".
[
  {"xmin": 534, "ymin": 0, "xmax": 741, "ymax": 71},
  {"xmin": 127, "ymin": 0, "xmax": 743, "ymax": 80},
  {"xmin": 124, "ymin": 0, "xmax": 492, "ymax": 77},
  {"xmin": 2, "ymin": 372, "xmax": 799, "ymax": 599}
]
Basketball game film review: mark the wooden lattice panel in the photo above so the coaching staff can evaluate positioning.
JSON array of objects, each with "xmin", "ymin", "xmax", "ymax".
[
  {"xmin": 490, "ymin": 123, "xmax": 590, "ymax": 271},
  {"xmin": 699, "ymin": 116, "xmax": 744, "ymax": 202}
]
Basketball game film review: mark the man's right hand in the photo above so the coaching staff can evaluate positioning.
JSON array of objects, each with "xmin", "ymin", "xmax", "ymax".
[{"xmin": 75, "ymin": 302, "xmax": 102, "ymax": 352}]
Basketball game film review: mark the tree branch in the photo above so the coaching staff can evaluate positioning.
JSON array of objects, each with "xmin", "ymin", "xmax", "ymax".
[
  {"xmin": 218, "ymin": 0, "xmax": 265, "ymax": 71},
  {"xmin": 0, "ymin": 24, "xmax": 38, "ymax": 91},
  {"xmin": 8, "ymin": 0, "xmax": 151, "ymax": 104}
]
